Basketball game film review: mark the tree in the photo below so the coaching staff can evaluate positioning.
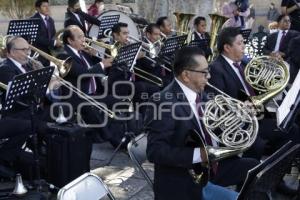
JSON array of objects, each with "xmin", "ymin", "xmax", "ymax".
[{"xmin": 0, "ymin": 0, "xmax": 35, "ymax": 19}]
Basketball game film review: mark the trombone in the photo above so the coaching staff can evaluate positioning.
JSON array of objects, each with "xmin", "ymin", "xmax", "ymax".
[{"xmin": 86, "ymin": 37, "xmax": 164, "ymax": 87}]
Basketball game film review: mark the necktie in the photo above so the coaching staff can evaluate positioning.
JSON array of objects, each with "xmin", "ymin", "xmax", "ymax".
[
  {"xmin": 79, "ymin": 52, "xmax": 97, "ymax": 94},
  {"xmin": 45, "ymin": 16, "xmax": 51, "ymax": 40},
  {"xmin": 22, "ymin": 64, "xmax": 32, "ymax": 73},
  {"xmin": 196, "ymin": 95, "xmax": 218, "ymax": 175},
  {"xmin": 233, "ymin": 62, "xmax": 255, "ymax": 96},
  {"xmin": 279, "ymin": 31, "xmax": 286, "ymax": 51},
  {"xmin": 201, "ymin": 33, "xmax": 205, "ymax": 39}
]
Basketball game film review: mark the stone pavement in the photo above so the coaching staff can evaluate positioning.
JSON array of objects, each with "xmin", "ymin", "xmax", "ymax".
[{"xmin": 89, "ymin": 142, "xmax": 297, "ymax": 200}]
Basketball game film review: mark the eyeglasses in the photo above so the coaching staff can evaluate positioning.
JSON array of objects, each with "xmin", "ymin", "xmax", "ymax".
[
  {"xmin": 14, "ymin": 48, "xmax": 31, "ymax": 53},
  {"xmin": 186, "ymin": 67, "xmax": 210, "ymax": 78}
]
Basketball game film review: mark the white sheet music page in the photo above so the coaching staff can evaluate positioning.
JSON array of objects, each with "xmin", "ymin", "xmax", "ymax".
[{"xmin": 277, "ymin": 70, "xmax": 300, "ymax": 126}]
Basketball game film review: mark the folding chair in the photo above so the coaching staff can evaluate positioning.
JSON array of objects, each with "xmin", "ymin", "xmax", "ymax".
[
  {"xmin": 57, "ymin": 172, "xmax": 115, "ymax": 200},
  {"xmin": 127, "ymin": 133, "xmax": 153, "ymax": 189},
  {"xmin": 237, "ymin": 141, "xmax": 300, "ymax": 200}
]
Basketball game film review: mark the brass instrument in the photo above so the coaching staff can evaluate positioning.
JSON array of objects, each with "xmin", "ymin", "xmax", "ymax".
[
  {"xmin": 244, "ymin": 56, "xmax": 290, "ymax": 107},
  {"xmin": 208, "ymin": 13, "xmax": 228, "ymax": 61},
  {"xmin": 12, "ymin": 174, "xmax": 27, "ymax": 196},
  {"xmin": 85, "ymin": 37, "xmax": 119, "ymax": 58},
  {"xmin": 188, "ymin": 82, "xmax": 258, "ymax": 185},
  {"xmin": 0, "ymin": 82, "xmax": 7, "ymax": 90},
  {"xmin": 173, "ymin": 12, "xmax": 195, "ymax": 44}
]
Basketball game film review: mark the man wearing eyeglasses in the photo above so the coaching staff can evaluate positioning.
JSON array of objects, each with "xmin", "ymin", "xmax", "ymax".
[
  {"xmin": 145, "ymin": 46, "xmax": 258, "ymax": 200},
  {"xmin": 263, "ymin": 14, "xmax": 300, "ymax": 60}
]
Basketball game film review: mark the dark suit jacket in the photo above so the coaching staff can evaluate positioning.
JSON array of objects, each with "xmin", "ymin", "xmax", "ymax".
[
  {"xmin": 64, "ymin": 9, "xmax": 100, "ymax": 35},
  {"xmin": 208, "ymin": 55, "xmax": 249, "ymax": 100},
  {"xmin": 30, "ymin": 12, "xmax": 56, "ymax": 66},
  {"xmin": 145, "ymin": 80, "xmax": 203, "ymax": 200},
  {"xmin": 192, "ymin": 32, "xmax": 212, "ymax": 59},
  {"xmin": 59, "ymin": 45, "xmax": 105, "ymax": 107},
  {"xmin": 263, "ymin": 30, "xmax": 300, "ymax": 59}
]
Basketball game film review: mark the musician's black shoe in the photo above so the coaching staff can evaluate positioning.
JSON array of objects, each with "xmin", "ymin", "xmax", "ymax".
[{"xmin": 276, "ymin": 180, "xmax": 298, "ymax": 196}]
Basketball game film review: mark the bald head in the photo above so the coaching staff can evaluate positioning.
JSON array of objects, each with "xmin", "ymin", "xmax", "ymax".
[{"xmin": 62, "ymin": 25, "xmax": 85, "ymax": 50}]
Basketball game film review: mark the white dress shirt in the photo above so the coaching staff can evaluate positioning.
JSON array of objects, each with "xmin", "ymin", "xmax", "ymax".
[
  {"xmin": 222, "ymin": 54, "xmax": 251, "ymax": 96},
  {"xmin": 175, "ymin": 78, "xmax": 217, "ymax": 164},
  {"xmin": 274, "ymin": 30, "xmax": 288, "ymax": 52}
]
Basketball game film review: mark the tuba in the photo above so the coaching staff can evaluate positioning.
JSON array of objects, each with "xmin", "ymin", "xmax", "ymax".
[
  {"xmin": 244, "ymin": 56, "xmax": 290, "ymax": 107},
  {"xmin": 208, "ymin": 13, "xmax": 228, "ymax": 61},
  {"xmin": 173, "ymin": 12, "xmax": 195, "ymax": 43}
]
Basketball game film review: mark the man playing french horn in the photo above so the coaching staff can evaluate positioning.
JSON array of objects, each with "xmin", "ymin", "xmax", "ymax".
[{"xmin": 145, "ymin": 46, "xmax": 259, "ymax": 200}]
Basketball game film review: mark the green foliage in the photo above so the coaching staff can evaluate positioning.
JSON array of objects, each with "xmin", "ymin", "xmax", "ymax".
[{"xmin": 0, "ymin": 0, "xmax": 36, "ymax": 19}]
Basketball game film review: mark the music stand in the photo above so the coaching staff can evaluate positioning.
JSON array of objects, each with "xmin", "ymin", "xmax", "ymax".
[
  {"xmin": 237, "ymin": 141, "xmax": 298, "ymax": 200},
  {"xmin": 112, "ymin": 42, "xmax": 142, "ymax": 73},
  {"xmin": 2, "ymin": 67, "xmax": 54, "ymax": 191},
  {"xmin": 277, "ymin": 70, "xmax": 300, "ymax": 132},
  {"xmin": 188, "ymin": 39, "xmax": 210, "ymax": 49},
  {"xmin": 97, "ymin": 15, "xmax": 120, "ymax": 39},
  {"xmin": 7, "ymin": 19, "xmax": 40, "ymax": 44},
  {"xmin": 240, "ymin": 29, "xmax": 252, "ymax": 44}
]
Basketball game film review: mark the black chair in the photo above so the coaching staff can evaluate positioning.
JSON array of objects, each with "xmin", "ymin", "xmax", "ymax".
[
  {"xmin": 127, "ymin": 133, "xmax": 153, "ymax": 189},
  {"xmin": 237, "ymin": 141, "xmax": 300, "ymax": 200}
]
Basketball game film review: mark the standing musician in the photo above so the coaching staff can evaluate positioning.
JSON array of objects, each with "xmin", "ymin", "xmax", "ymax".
[
  {"xmin": 145, "ymin": 46, "xmax": 259, "ymax": 200},
  {"xmin": 156, "ymin": 16, "xmax": 176, "ymax": 39},
  {"xmin": 65, "ymin": 0, "xmax": 100, "ymax": 36},
  {"xmin": 30, "ymin": 0, "xmax": 62, "ymax": 66},
  {"xmin": 192, "ymin": 16, "xmax": 212, "ymax": 59},
  {"xmin": 281, "ymin": 0, "xmax": 300, "ymax": 32},
  {"xmin": 207, "ymin": 27, "xmax": 300, "ymax": 194},
  {"xmin": 263, "ymin": 14, "xmax": 300, "ymax": 61}
]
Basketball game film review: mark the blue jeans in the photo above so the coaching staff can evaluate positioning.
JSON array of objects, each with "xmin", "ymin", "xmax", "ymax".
[{"xmin": 202, "ymin": 182, "xmax": 238, "ymax": 200}]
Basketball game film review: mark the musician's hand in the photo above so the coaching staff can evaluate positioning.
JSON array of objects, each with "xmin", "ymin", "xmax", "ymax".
[
  {"xmin": 244, "ymin": 100, "xmax": 258, "ymax": 115},
  {"xmin": 138, "ymin": 51, "xmax": 146, "ymax": 59},
  {"xmin": 83, "ymin": 47, "xmax": 98, "ymax": 57},
  {"xmin": 102, "ymin": 57, "xmax": 113, "ymax": 68},
  {"xmin": 200, "ymin": 148, "xmax": 208, "ymax": 166},
  {"xmin": 55, "ymin": 39, "xmax": 63, "ymax": 48},
  {"xmin": 270, "ymin": 52, "xmax": 283, "ymax": 60}
]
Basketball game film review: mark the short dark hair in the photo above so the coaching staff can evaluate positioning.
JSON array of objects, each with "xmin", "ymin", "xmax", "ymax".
[
  {"xmin": 156, "ymin": 16, "xmax": 168, "ymax": 27},
  {"xmin": 145, "ymin": 23, "xmax": 160, "ymax": 34},
  {"xmin": 277, "ymin": 14, "xmax": 289, "ymax": 23},
  {"xmin": 62, "ymin": 26, "xmax": 76, "ymax": 45},
  {"xmin": 217, "ymin": 27, "xmax": 241, "ymax": 53},
  {"xmin": 111, "ymin": 22, "xmax": 128, "ymax": 34},
  {"xmin": 6, "ymin": 36, "xmax": 23, "ymax": 53},
  {"xmin": 35, "ymin": 0, "xmax": 48, "ymax": 7},
  {"xmin": 94, "ymin": 0, "xmax": 103, "ymax": 3},
  {"xmin": 194, "ymin": 16, "xmax": 206, "ymax": 26},
  {"xmin": 68, "ymin": 0, "xmax": 79, "ymax": 8},
  {"xmin": 173, "ymin": 46, "xmax": 205, "ymax": 77}
]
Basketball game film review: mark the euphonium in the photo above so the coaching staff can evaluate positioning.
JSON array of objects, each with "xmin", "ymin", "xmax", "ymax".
[{"xmin": 244, "ymin": 56, "xmax": 290, "ymax": 107}]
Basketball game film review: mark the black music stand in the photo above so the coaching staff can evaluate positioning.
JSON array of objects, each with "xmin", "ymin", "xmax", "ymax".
[
  {"xmin": 237, "ymin": 141, "xmax": 300, "ymax": 200},
  {"xmin": 240, "ymin": 29, "xmax": 252, "ymax": 44},
  {"xmin": 157, "ymin": 35, "xmax": 187, "ymax": 68},
  {"xmin": 2, "ymin": 67, "xmax": 54, "ymax": 191},
  {"xmin": 112, "ymin": 42, "xmax": 142, "ymax": 74},
  {"xmin": 188, "ymin": 39, "xmax": 210, "ymax": 49},
  {"xmin": 97, "ymin": 15, "xmax": 120, "ymax": 39},
  {"xmin": 7, "ymin": 19, "xmax": 40, "ymax": 44}
]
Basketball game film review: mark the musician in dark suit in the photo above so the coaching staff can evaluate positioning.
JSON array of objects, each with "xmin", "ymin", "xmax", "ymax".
[
  {"xmin": 208, "ymin": 28, "xmax": 300, "ymax": 196},
  {"xmin": 288, "ymin": 35, "xmax": 300, "ymax": 83},
  {"xmin": 192, "ymin": 16, "xmax": 212, "ymax": 59},
  {"xmin": 65, "ymin": 0, "xmax": 100, "ymax": 36},
  {"xmin": 263, "ymin": 14, "xmax": 300, "ymax": 60},
  {"xmin": 30, "ymin": 0, "xmax": 62, "ymax": 66},
  {"xmin": 156, "ymin": 16, "xmax": 176, "ymax": 38},
  {"xmin": 145, "ymin": 47, "xmax": 258, "ymax": 200}
]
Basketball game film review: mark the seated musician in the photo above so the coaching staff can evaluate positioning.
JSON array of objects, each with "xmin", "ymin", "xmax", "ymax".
[
  {"xmin": 208, "ymin": 27, "xmax": 300, "ymax": 194},
  {"xmin": 145, "ymin": 46, "xmax": 259, "ymax": 200},
  {"xmin": 192, "ymin": 16, "xmax": 212, "ymax": 59},
  {"xmin": 30, "ymin": 0, "xmax": 62, "ymax": 66},
  {"xmin": 263, "ymin": 14, "xmax": 300, "ymax": 61},
  {"xmin": 65, "ymin": 0, "xmax": 101, "ymax": 36},
  {"xmin": 156, "ymin": 16, "xmax": 176, "ymax": 39}
]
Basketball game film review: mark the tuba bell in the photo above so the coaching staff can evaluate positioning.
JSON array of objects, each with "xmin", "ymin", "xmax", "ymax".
[
  {"xmin": 208, "ymin": 13, "xmax": 228, "ymax": 61},
  {"xmin": 173, "ymin": 12, "xmax": 195, "ymax": 43},
  {"xmin": 12, "ymin": 174, "xmax": 27, "ymax": 196}
]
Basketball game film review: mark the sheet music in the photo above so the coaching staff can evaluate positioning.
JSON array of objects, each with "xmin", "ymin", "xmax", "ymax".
[{"xmin": 277, "ymin": 70, "xmax": 300, "ymax": 126}]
